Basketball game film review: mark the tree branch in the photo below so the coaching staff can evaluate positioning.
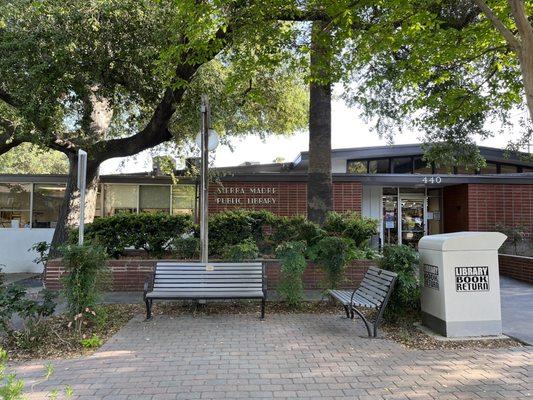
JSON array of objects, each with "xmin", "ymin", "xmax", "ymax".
[
  {"xmin": 472, "ymin": 0, "xmax": 521, "ymax": 52},
  {"xmin": 508, "ymin": 0, "xmax": 533, "ymax": 41},
  {"xmin": 0, "ymin": 86, "xmax": 20, "ymax": 108}
]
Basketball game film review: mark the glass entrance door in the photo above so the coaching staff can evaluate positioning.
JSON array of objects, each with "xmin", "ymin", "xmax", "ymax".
[{"xmin": 400, "ymin": 195, "xmax": 425, "ymax": 247}]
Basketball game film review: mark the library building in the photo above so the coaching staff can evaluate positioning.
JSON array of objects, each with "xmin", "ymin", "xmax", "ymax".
[{"xmin": 1, "ymin": 144, "xmax": 532, "ymax": 272}]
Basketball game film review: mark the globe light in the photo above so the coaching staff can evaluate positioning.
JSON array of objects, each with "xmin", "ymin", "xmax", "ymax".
[{"xmin": 195, "ymin": 129, "xmax": 219, "ymax": 151}]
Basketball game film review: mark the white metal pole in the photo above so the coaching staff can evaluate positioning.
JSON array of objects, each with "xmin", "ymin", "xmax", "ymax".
[
  {"xmin": 200, "ymin": 95, "xmax": 210, "ymax": 263},
  {"xmin": 77, "ymin": 150, "xmax": 88, "ymax": 246}
]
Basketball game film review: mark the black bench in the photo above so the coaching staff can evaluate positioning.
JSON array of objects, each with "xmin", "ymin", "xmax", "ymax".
[
  {"xmin": 328, "ymin": 266, "xmax": 398, "ymax": 337},
  {"xmin": 143, "ymin": 262, "xmax": 267, "ymax": 320}
]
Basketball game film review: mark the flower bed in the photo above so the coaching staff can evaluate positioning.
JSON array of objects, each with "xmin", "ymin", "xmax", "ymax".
[
  {"xmin": 499, "ymin": 254, "xmax": 533, "ymax": 284},
  {"xmin": 44, "ymin": 258, "xmax": 376, "ymax": 292}
]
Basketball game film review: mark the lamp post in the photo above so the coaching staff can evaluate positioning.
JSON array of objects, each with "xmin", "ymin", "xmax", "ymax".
[
  {"xmin": 77, "ymin": 149, "xmax": 87, "ymax": 246},
  {"xmin": 198, "ymin": 95, "xmax": 219, "ymax": 262}
]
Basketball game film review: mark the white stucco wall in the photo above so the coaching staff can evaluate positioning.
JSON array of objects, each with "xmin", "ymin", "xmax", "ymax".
[
  {"xmin": 0, "ymin": 228, "xmax": 54, "ymax": 273},
  {"xmin": 362, "ymin": 185, "xmax": 383, "ymax": 244}
]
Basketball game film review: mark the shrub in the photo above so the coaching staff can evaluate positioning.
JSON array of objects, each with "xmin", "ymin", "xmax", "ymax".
[
  {"xmin": 308, "ymin": 236, "xmax": 356, "ymax": 290},
  {"xmin": 379, "ymin": 244, "xmax": 420, "ymax": 320},
  {"xmin": 222, "ymin": 239, "xmax": 260, "ymax": 261},
  {"xmin": 71, "ymin": 213, "xmax": 194, "ymax": 258},
  {"xmin": 171, "ymin": 236, "xmax": 200, "ymax": 259},
  {"xmin": 60, "ymin": 244, "xmax": 109, "ymax": 331},
  {"xmin": 80, "ymin": 334, "xmax": 103, "ymax": 349},
  {"xmin": 208, "ymin": 210, "xmax": 275, "ymax": 256},
  {"xmin": 496, "ymin": 223, "xmax": 527, "ymax": 255},
  {"xmin": 323, "ymin": 212, "xmax": 378, "ymax": 247},
  {"xmin": 276, "ymin": 241, "xmax": 307, "ymax": 306},
  {"xmin": 270, "ymin": 215, "xmax": 324, "ymax": 248}
]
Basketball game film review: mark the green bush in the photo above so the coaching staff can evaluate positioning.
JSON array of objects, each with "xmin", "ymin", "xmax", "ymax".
[
  {"xmin": 208, "ymin": 210, "xmax": 275, "ymax": 256},
  {"xmin": 308, "ymin": 236, "xmax": 357, "ymax": 290},
  {"xmin": 323, "ymin": 212, "xmax": 378, "ymax": 247},
  {"xmin": 379, "ymin": 244, "xmax": 420, "ymax": 320},
  {"xmin": 60, "ymin": 244, "xmax": 109, "ymax": 331},
  {"xmin": 222, "ymin": 238, "xmax": 260, "ymax": 261},
  {"xmin": 71, "ymin": 213, "xmax": 194, "ymax": 258},
  {"xmin": 80, "ymin": 334, "xmax": 103, "ymax": 349},
  {"xmin": 171, "ymin": 236, "xmax": 200, "ymax": 259},
  {"xmin": 270, "ymin": 215, "xmax": 325, "ymax": 248},
  {"xmin": 276, "ymin": 241, "xmax": 307, "ymax": 306}
]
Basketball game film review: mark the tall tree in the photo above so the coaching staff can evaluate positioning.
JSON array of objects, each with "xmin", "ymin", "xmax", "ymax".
[
  {"xmin": 0, "ymin": 144, "xmax": 68, "ymax": 174},
  {"xmin": 0, "ymin": 0, "xmax": 310, "ymax": 252}
]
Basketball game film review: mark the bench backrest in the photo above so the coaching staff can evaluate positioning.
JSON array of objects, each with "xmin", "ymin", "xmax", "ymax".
[
  {"xmin": 355, "ymin": 266, "xmax": 398, "ymax": 307},
  {"xmin": 152, "ymin": 262, "xmax": 264, "ymax": 293}
]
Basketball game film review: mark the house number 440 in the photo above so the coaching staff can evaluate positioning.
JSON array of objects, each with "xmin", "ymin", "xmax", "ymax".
[{"xmin": 422, "ymin": 176, "xmax": 442, "ymax": 184}]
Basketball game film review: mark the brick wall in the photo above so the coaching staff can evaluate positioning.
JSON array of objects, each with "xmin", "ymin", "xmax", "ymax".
[
  {"xmin": 499, "ymin": 254, "xmax": 533, "ymax": 284},
  {"xmin": 209, "ymin": 181, "xmax": 362, "ymax": 216},
  {"xmin": 45, "ymin": 258, "xmax": 375, "ymax": 292},
  {"xmin": 467, "ymin": 184, "xmax": 533, "ymax": 237}
]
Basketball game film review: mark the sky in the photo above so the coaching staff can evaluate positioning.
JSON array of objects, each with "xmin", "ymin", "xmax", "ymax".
[{"xmin": 99, "ymin": 97, "xmax": 526, "ymax": 175}]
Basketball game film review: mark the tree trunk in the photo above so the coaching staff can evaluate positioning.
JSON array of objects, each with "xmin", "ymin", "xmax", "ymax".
[
  {"xmin": 517, "ymin": 30, "xmax": 533, "ymax": 125},
  {"xmin": 307, "ymin": 21, "xmax": 332, "ymax": 225},
  {"xmin": 48, "ymin": 154, "xmax": 99, "ymax": 257}
]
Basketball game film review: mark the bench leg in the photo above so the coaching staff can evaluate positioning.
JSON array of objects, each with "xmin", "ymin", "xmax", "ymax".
[
  {"xmin": 145, "ymin": 299, "xmax": 153, "ymax": 320},
  {"xmin": 352, "ymin": 307, "xmax": 372, "ymax": 337},
  {"xmin": 343, "ymin": 305, "xmax": 350, "ymax": 319},
  {"xmin": 260, "ymin": 298, "xmax": 265, "ymax": 320}
]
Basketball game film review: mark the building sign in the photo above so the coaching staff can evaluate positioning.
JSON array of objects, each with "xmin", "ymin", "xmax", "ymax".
[
  {"xmin": 423, "ymin": 264, "xmax": 439, "ymax": 290},
  {"xmin": 455, "ymin": 266, "xmax": 490, "ymax": 292},
  {"xmin": 214, "ymin": 186, "xmax": 278, "ymax": 205}
]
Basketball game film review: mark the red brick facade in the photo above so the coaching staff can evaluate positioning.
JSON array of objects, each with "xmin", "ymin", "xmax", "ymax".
[
  {"xmin": 209, "ymin": 181, "xmax": 362, "ymax": 216},
  {"xmin": 443, "ymin": 184, "xmax": 533, "ymax": 237},
  {"xmin": 44, "ymin": 258, "xmax": 375, "ymax": 292},
  {"xmin": 498, "ymin": 254, "xmax": 533, "ymax": 284}
]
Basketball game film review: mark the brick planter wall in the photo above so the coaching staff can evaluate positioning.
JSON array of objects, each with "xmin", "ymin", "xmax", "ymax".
[
  {"xmin": 499, "ymin": 254, "xmax": 533, "ymax": 284},
  {"xmin": 44, "ymin": 259, "xmax": 376, "ymax": 292}
]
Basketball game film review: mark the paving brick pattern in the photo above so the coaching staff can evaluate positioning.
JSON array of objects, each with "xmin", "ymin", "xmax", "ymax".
[{"xmin": 13, "ymin": 314, "xmax": 532, "ymax": 400}]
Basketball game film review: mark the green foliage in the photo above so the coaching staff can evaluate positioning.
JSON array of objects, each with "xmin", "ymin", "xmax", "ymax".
[
  {"xmin": 29, "ymin": 241, "xmax": 51, "ymax": 266},
  {"xmin": 270, "ymin": 215, "xmax": 325, "ymax": 248},
  {"xmin": 276, "ymin": 241, "xmax": 307, "ymax": 307},
  {"xmin": 171, "ymin": 236, "xmax": 200, "ymax": 259},
  {"xmin": 308, "ymin": 236, "xmax": 357, "ymax": 291},
  {"xmin": 59, "ymin": 244, "xmax": 109, "ymax": 330},
  {"xmin": 80, "ymin": 334, "xmax": 103, "ymax": 349},
  {"xmin": 72, "ymin": 213, "xmax": 194, "ymax": 258},
  {"xmin": 379, "ymin": 245, "xmax": 420, "ymax": 320},
  {"xmin": 496, "ymin": 224, "xmax": 527, "ymax": 255},
  {"xmin": 0, "ymin": 144, "xmax": 68, "ymax": 174},
  {"xmin": 208, "ymin": 210, "xmax": 275, "ymax": 256},
  {"xmin": 222, "ymin": 239, "xmax": 260, "ymax": 262},
  {"xmin": 323, "ymin": 212, "xmax": 378, "ymax": 247}
]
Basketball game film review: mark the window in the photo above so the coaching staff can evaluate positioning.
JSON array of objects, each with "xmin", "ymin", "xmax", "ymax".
[
  {"xmin": 32, "ymin": 184, "xmax": 65, "ymax": 228},
  {"xmin": 347, "ymin": 160, "xmax": 367, "ymax": 173},
  {"xmin": 455, "ymin": 166, "xmax": 476, "ymax": 174},
  {"xmin": 104, "ymin": 184, "xmax": 138, "ymax": 216},
  {"xmin": 172, "ymin": 185, "xmax": 196, "ymax": 214},
  {"xmin": 413, "ymin": 157, "xmax": 432, "ymax": 174},
  {"xmin": 500, "ymin": 164, "xmax": 518, "ymax": 174},
  {"xmin": 392, "ymin": 157, "xmax": 412, "ymax": 174},
  {"xmin": 0, "ymin": 183, "xmax": 31, "ymax": 228},
  {"xmin": 479, "ymin": 162, "xmax": 498, "ymax": 174},
  {"xmin": 139, "ymin": 185, "xmax": 170, "ymax": 213},
  {"xmin": 368, "ymin": 159, "xmax": 390, "ymax": 173}
]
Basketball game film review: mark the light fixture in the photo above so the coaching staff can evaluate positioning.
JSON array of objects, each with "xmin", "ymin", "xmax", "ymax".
[{"xmin": 195, "ymin": 129, "xmax": 219, "ymax": 152}]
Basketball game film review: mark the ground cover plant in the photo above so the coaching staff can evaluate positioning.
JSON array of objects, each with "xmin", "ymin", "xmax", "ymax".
[{"xmin": 276, "ymin": 241, "xmax": 307, "ymax": 306}]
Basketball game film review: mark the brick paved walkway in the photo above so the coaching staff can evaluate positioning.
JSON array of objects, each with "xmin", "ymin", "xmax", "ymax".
[{"xmin": 13, "ymin": 313, "xmax": 532, "ymax": 399}]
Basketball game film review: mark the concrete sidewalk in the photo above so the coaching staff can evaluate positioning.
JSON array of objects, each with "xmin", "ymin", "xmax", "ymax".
[{"xmin": 500, "ymin": 276, "xmax": 533, "ymax": 345}]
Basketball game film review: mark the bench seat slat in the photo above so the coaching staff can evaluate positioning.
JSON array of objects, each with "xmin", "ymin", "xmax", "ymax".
[
  {"xmin": 359, "ymin": 279, "xmax": 389, "ymax": 295},
  {"xmin": 147, "ymin": 290, "xmax": 264, "ymax": 299}
]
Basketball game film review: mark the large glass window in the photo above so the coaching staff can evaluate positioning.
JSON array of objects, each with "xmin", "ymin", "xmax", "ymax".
[
  {"xmin": 0, "ymin": 183, "xmax": 31, "ymax": 228},
  {"xmin": 479, "ymin": 162, "xmax": 498, "ymax": 174},
  {"xmin": 500, "ymin": 164, "xmax": 518, "ymax": 174},
  {"xmin": 32, "ymin": 184, "xmax": 65, "ymax": 228},
  {"xmin": 383, "ymin": 190, "xmax": 398, "ymax": 246},
  {"xmin": 392, "ymin": 157, "xmax": 413, "ymax": 174},
  {"xmin": 368, "ymin": 159, "xmax": 390, "ymax": 174},
  {"xmin": 139, "ymin": 185, "xmax": 170, "ymax": 213},
  {"xmin": 413, "ymin": 157, "xmax": 432, "ymax": 174},
  {"xmin": 104, "ymin": 184, "xmax": 138, "ymax": 216},
  {"xmin": 172, "ymin": 185, "xmax": 196, "ymax": 214},
  {"xmin": 347, "ymin": 160, "xmax": 367, "ymax": 174}
]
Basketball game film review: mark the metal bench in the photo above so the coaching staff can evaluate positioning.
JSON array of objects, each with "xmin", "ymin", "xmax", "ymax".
[
  {"xmin": 328, "ymin": 266, "xmax": 398, "ymax": 337},
  {"xmin": 143, "ymin": 262, "xmax": 267, "ymax": 320}
]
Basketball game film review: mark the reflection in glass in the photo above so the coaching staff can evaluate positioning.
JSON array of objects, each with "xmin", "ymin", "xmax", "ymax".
[
  {"xmin": 369, "ymin": 159, "xmax": 390, "ymax": 173},
  {"xmin": 139, "ymin": 185, "xmax": 170, "ymax": 213},
  {"xmin": 172, "ymin": 185, "xmax": 196, "ymax": 214},
  {"xmin": 479, "ymin": 162, "xmax": 498, "ymax": 174},
  {"xmin": 347, "ymin": 160, "xmax": 367, "ymax": 173},
  {"xmin": 392, "ymin": 157, "xmax": 412, "ymax": 174},
  {"xmin": 32, "ymin": 184, "xmax": 66, "ymax": 228},
  {"xmin": 500, "ymin": 164, "xmax": 518, "ymax": 174},
  {"xmin": 104, "ymin": 184, "xmax": 138, "ymax": 216},
  {"xmin": 382, "ymin": 194, "xmax": 398, "ymax": 245},
  {"xmin": 0, "ymin": 183, "xmax": 31, "ymax": 228},
  {"xmin": 427, "ymin": 194, "xmax": 441, "ymax": 235},
  {"xmin": 413, "ymin": 157, "xmax": 432, "ymax": 174},
  {"xmin": 401, "ymin": 197, "xmax": 425, "ymax": 248}
]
